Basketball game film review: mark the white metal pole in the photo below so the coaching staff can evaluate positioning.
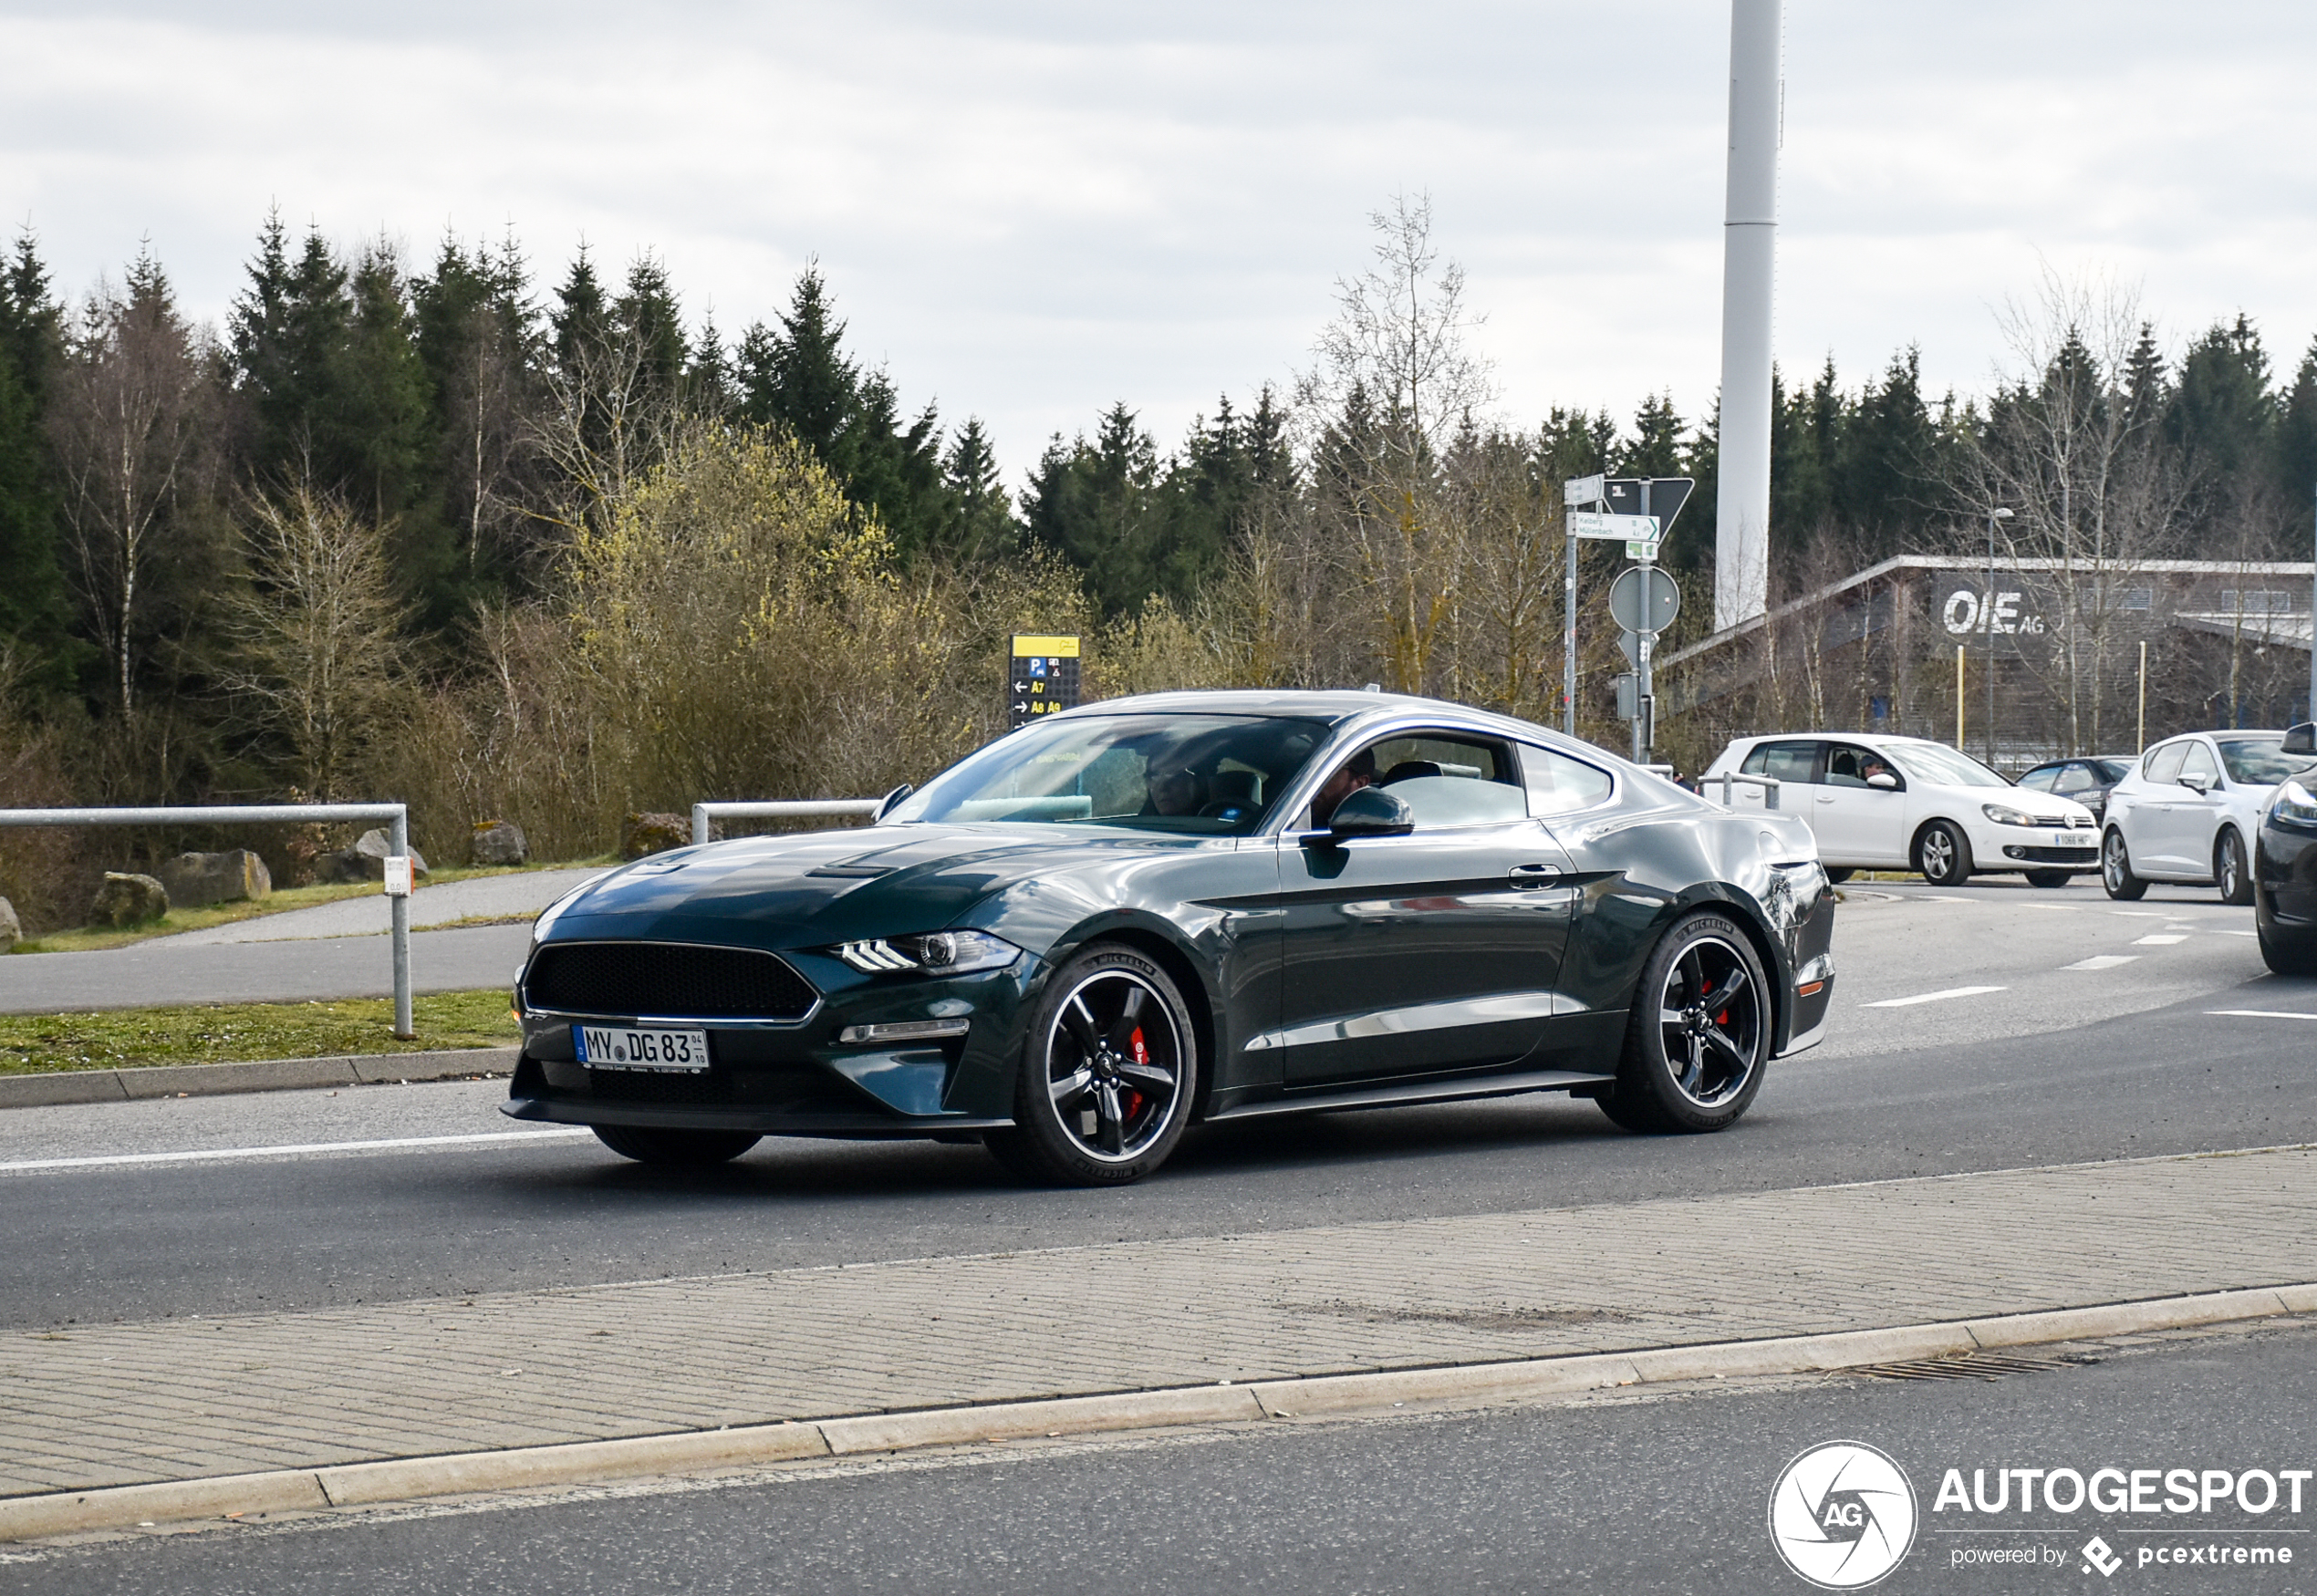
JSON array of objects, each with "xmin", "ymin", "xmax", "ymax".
[
  {"xmin": 1564, "ymin": 529, "xmax": 1579, "ymax": 737},
  {"xmin": 388, "ymin": 807, "xmax": 412, "ymax": 1039},
  {"xmin": 1714, "ymin": 0, "xmax": 1781, "ymax": 633}
]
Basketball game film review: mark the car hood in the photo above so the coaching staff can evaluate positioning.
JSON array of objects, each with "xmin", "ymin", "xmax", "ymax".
[{"xmin": 537, "ymin": 824, "xmax": 1216, "ymax": 951}]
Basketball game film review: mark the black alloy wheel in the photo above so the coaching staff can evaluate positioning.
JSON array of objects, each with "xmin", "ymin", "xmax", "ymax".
[
  {"xmin": 2102, "ymin": 829, "xmax": 2148, "ymax": 901},
  {"xmin": 985, "ymin": 944, "xmax": 1198, "ymax": 1186},
  {"xmin": 2025, "ymin": 869, "xmax": 2072, "ymax": 888},
  {"xmin": 591, "ymin": 1125, "xmax": 762, "ymax": 1166},
  {"xmin": 2216, "ymin": 829, "xmax": 2254, "ymax": 906},
  {"xmin": 1601, "ymin": 914, "xmax": 1768, "ymax": 1134},
  {"xmin": 2257, "ymin": 905, "xmax": 2317, "ymax": 977},
  {"xmin": 1916, "ymin": 821, "xmax": 1972, "ymax": 887}
]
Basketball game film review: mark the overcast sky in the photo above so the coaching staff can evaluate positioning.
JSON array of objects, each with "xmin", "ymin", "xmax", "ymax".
[{"xmin": 5, "ymin": 0, "xmax": 2313, "ymax": 482}]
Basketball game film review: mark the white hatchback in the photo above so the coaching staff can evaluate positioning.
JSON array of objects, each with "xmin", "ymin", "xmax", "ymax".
[
  {"xmin": 1699, "ymin": 734, "xmax": 2098, "ymax": 887},
  {"xmin": 2100, "ymin": 730, "xmax": 2317, "ymax": 905}
]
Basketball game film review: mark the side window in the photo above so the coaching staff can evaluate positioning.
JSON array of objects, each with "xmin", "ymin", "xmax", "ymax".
[
  {"xmin": 1519, "ymin": 744, "xmax": 1614, "ymax": 817},
  {"xmin": 1355, "ymin": 732, "xmax": 1526, "ymax": 828},
  {"xmin": 2177, "ymin": 741, "xmax": 2218, "ymax": 785},
  {"xmin": 2052, "ymin": 764, "xmax": 2095, "ymax": 795},
  {"xmin": 2141, "ymin": 741, "xmax": 2187, "ymax": 785},
  {"xmin": 1741, "ymin": 741, "xmax": 1821, "ymax": 784},
  {"xmin": 2016, "ymin": 767, "xmax": 2056, "ymax": 793}
]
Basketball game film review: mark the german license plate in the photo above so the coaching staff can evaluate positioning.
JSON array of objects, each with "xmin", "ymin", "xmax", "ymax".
[{"xmin": 574, "ymin": 1025, "xmax": 712, "ymax": 1071}]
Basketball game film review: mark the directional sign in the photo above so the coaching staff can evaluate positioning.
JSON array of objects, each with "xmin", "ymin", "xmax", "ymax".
[
  {"xmin": 1608, "ymin": 565, "xmax": 1682, "ymax": 634},
  {"xmin": 1563, "ymin": 473, "xmax": 1605, "ymax": 507},
  {"xmin": 1626, "ymin": 539, "xmax": 1661, "ymax": 563},
  {"xmin": 1008, "ymin": 634, "xmax": 1082, "ymax": 730},
  {"xmin": 1568, "ymin": 511, "xmax": 1660, "ymax": 541}
]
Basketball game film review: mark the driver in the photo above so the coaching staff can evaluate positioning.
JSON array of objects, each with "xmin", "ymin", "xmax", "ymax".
[
  {"xmin": 1148, "ymin": 767, "xmax": 1207, "ymax": 816},
  {"xmin": 1310, "ymin": 747, "xmax": 1377, "ymax": 826},
  {"xmin": 1860, "ymin": 752, "xmax": 1894, "ymax": 785}
]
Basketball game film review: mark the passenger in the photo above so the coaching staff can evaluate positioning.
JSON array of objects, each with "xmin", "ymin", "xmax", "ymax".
[{"xmin": 1310, "ymin": 748, "xmax": 1378, "ymax": 826}]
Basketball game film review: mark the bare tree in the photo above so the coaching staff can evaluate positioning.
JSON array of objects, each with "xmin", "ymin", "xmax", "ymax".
[
  {"xmin": 47, "ymin": 254, "xmax": 215, "ymax": 722},
  {"xmin": 1295, "ymin": 194, "xmax": 1497, "ymax": 692},
  {"xmin": 223, "ymin": 487, "xmax": 412, "ymax": 801},
  {"xmin": 1958, "ymin": 270, "xmax": 2188, "ymax": 753}
]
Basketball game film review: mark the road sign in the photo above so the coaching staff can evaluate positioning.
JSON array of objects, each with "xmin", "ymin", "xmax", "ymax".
[
  {"xmin": 1563, "ymin": 473, "xmax": 1605, "ymax": 506},
  {"xmin": 1604, "ymin": 477, "xmax": 1695, "ymax": 531},
  {"xmin": 1569, "ymin": 511, "xmax": 1659, "ymax": 540},
  {"xmin": 1626, "ymin": 538, "xmax": 1661, "ymax": 562},
  {"xmin": 1008, "ymin": 634, "xmax": 1082, "ymax": 730},
  {"xmin": 1616, "ymin": 629, "xmax": 1640, "ymax": 668},
  {"xmin": 1608, "ymin": 565, "xmax": 1681, "ymax": 634}
]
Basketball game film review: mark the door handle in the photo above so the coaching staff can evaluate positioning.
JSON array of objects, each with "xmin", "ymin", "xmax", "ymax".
[
  {"xmin": 1509, "ymin": 863, "xmax": 1564, "ymax": 886},
  {"xmin": 1814, "ymin": 793, "xmax": 1836, "ymax": 803}
]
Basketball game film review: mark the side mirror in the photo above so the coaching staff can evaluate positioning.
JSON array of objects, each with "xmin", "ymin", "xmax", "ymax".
[
  {"xmin": 2284, "ymin": 723, "xmax": 2316, "ymax": 756},
  {"xmin": 1319, "ymin": 786, "xmax": 1413, "ymax": 843},
  {"xmin": 2177, "ymin": 773, "xmax": 2210, "ymax": 796},
  {"xmin": 1865, "ymin": 772, "xmax": 1898, "ymax": 791},
  {"xmin": 874, "ymin": 782, "xmax": 913, "ymax": 820}
]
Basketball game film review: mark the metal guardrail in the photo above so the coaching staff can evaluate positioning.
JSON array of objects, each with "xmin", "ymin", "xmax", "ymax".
[
  {"xmin": 691, "ymin": 800, "xmax": 881, "ymax": 847},
  {"xmin": 1715, "ymin": 772, "xmax": 1782, "ymax": 811},
  {"xmin": 0, "ymin": 803, "xmax": 416, "ymax": 1036}
]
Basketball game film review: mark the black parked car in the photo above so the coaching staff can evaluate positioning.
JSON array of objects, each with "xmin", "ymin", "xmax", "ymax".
[
  {"xmin": 504, "ymin": 691, "xmax": 1837, "ymax": 1185},
  {"xmin": 2015, "ymin": 755, "xmax": 2138, "ymax": 824},
  {"xmin": 2254, "ymin": 721, "xmax": 2317, "ymax": 976}
]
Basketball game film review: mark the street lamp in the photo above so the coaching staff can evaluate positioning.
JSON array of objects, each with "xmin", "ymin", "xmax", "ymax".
[{"xmin": 1987, "ymin": 506, "xmax": 2012, "ymax": 768}]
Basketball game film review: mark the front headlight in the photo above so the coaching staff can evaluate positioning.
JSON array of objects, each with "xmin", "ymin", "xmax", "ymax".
[
  {"xmin": 1981, "ymin": 804, "xmax": 2043, "ymax": 827},
  {"xmin": 834, "ymin": 930, "xmax": 1022, "ymax": 976},
  {"xmin": 2273, "ymin": 781, "xmax": 2317, "ymax": 825}
]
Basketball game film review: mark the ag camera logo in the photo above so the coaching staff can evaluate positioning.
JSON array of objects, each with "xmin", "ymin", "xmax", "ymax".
[{"xmin": 1770, "ymin": 1440, "xmax": 1918, "ymax": 1589}]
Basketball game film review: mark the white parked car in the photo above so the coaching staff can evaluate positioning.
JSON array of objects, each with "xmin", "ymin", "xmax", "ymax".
[
  {"xmin": 1699, "ymin": 733, "xmax": 2098, "ymax": 887},
  {"xmin": 2099, "ymin": 730, "xmax": 2317, "ymax": 905}
]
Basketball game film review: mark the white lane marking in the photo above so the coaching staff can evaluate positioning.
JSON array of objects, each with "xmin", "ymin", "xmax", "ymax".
[
  {"xmin": 2133, "ymin": 934, "xmax": 2187, "ymax": 946},
  {"xmin": 1913, "ymin": 896, "xmax": 1972, "ymax": 904},
  {"xmin": 2216, "ymin": 929, "xmax": 2260, "ymax": 938},
  {"xmin": 2109, "ymin": 911, "xmax": 2168, "ymax": 917},
  {"xmin": 0, "ymin": 1128, "xmax": 595, "ymax": 1174},
  {"xmin": 2207, "ymin": 1010, "xmax": 2317, "ymax": 1021},
  {"xmin": 2063, "ymin": 955, "xmax": 2139, "ymax": 970},
  {"xmin": 1863, "ymin": 985, "xmax": 2008, "ymax": 1008}
]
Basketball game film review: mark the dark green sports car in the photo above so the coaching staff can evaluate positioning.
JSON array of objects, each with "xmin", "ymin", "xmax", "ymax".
[{"xmin": 504, "ymin": 690, "xmax": 1836, "ymax": 1185}]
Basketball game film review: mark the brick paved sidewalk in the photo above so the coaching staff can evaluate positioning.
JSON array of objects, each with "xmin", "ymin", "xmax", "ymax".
[{"xmin": 5, "ymin": 1146, "xmax": 2312, "ymax": 1498}]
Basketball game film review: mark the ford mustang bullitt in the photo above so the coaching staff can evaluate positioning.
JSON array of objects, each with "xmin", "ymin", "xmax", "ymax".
[{"xmin": 504, "ymin": 691, "xmax": 1836, "ymax": 1185}]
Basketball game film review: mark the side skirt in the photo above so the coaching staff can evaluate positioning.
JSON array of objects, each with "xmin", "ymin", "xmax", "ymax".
[{"xmin": 1203, "ymin": 1066, "xmax": 1617, "ymax": 1123}]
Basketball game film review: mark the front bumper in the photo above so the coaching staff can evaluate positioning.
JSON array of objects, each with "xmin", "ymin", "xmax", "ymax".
[{"xmin": 502, "ymin": 941, "xmax": 1040, "ymax": 1137}]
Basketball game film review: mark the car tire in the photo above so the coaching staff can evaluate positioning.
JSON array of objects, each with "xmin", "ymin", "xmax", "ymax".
[
  {"xmin": 1598, "ymin": 913, "xmax": 1769, "ymax": 1135},
  {"xmin": 1915, "ymin": 821, "xmax": 1972, "ymax": 886},
  {"xmin": 983, "ymin": 943, "xmax": 1200, "ymax": 1187},
  {"xmin": 2216, "ymin": 829, "xmax": 2254, "ymax": 906},
  {"xmin": 2024, "ymin": 869, "xmax": 2072, "ymax": 888},
  {"xmin": 1822, "ymin": 867, "xmax": 1855, "ymax": 885},
  {"xmin": 591, "ymin": 1124, "xmax": 761, "ymax": 1166},
  {"xmin": 2102, "ymin": 829, "xmax": 2148, "ymax": 901}
]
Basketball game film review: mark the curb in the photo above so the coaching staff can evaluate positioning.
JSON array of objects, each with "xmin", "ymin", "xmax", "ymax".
[
  {"xmin": 0, "ymin": 1048, "xmax": 520, "ymax": 1110},
  {"xmin": 4, "ymin": 1281, "xmax": 2309, "ymax": 1543}
]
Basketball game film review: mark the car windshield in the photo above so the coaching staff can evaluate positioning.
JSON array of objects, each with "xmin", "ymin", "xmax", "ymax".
[
  {"xmin": 888, "ymin": 713, "xmax": 1334, "ymax": 834},
  {"xmin": 2215, "ymin": 737, "xmax": 2317, "ymax": 785},
  {"xmin": 1887, "ymin": 743, "xmax": 2011, "ymax": 789},
  {"xmin": 2090, "ymin": 760, "xmax": 2135, "ymax": 782}
]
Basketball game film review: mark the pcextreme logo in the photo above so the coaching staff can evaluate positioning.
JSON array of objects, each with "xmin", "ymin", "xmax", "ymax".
[{"xmin": 1770, "ymin": 1440, "xmax": 1920, "ymax": 1589}]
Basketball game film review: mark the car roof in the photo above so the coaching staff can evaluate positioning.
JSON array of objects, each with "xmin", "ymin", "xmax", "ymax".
[{"xmin": 1054, "ymin": 689, "xmax": 1605, "ymax": 757}]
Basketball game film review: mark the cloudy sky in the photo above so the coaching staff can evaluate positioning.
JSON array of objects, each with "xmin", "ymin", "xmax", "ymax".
[{"xmin": 5, "ymin": 0, "xmax": 2312, "ymax": 479}]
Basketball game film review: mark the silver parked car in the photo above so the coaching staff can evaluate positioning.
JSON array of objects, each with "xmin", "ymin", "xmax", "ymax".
[{"xmin": 2101, "ymin": 731, "xmax": 2317, "ymax": 904}]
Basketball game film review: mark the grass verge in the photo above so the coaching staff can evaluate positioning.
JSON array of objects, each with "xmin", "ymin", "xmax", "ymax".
[
  {"xmin": 0, "ymin": 990, "xmax": 520, "ymax": 1075},
  {"xmin": 10, "ymin": 858, "xmax": 614, "ymax": 955}
]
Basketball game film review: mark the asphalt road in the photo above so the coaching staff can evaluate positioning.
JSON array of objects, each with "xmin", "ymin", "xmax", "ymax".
[
  {"xmin": 10, "ymin": 1311, "xmax": 2311, "ymax": 1593},
  {"xmin": 0, "ymin": 924, "xmax": 535, "ymax": 1014},
  {"xmin": 2, "ymin": 878, "xmax": 2312, "ymax": 1331}
]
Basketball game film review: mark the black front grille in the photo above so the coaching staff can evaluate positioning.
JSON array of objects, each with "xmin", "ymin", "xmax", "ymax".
[
  {"xmin": 526, "ymin": 942, "xmax": 816, "ymax": 1020},
  {"xmin": 2005, "ymin": 845, "xmax": 2098, "ymax": 864},
  {"xmin": 587, "ymin": 1067, "xmax": 732, "ymax": 1105}
]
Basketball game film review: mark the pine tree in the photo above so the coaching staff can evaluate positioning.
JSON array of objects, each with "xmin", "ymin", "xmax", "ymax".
[
  {"xmin": 0, "ymin": 231, "xmax": 72, "ymax": 693},
  {"xmin": 941, "ymin": 417, "xmax": 1017, "ymax": 563},
  {"xmin": 2276, "ymin": 340, "xmax": 2317, "ymax": 514}
]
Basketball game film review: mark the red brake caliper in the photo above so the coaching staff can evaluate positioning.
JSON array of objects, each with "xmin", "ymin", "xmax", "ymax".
[{"xmin": 1125, "ymin": 1028, "xmax": 1149, "ymax": 1118}]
